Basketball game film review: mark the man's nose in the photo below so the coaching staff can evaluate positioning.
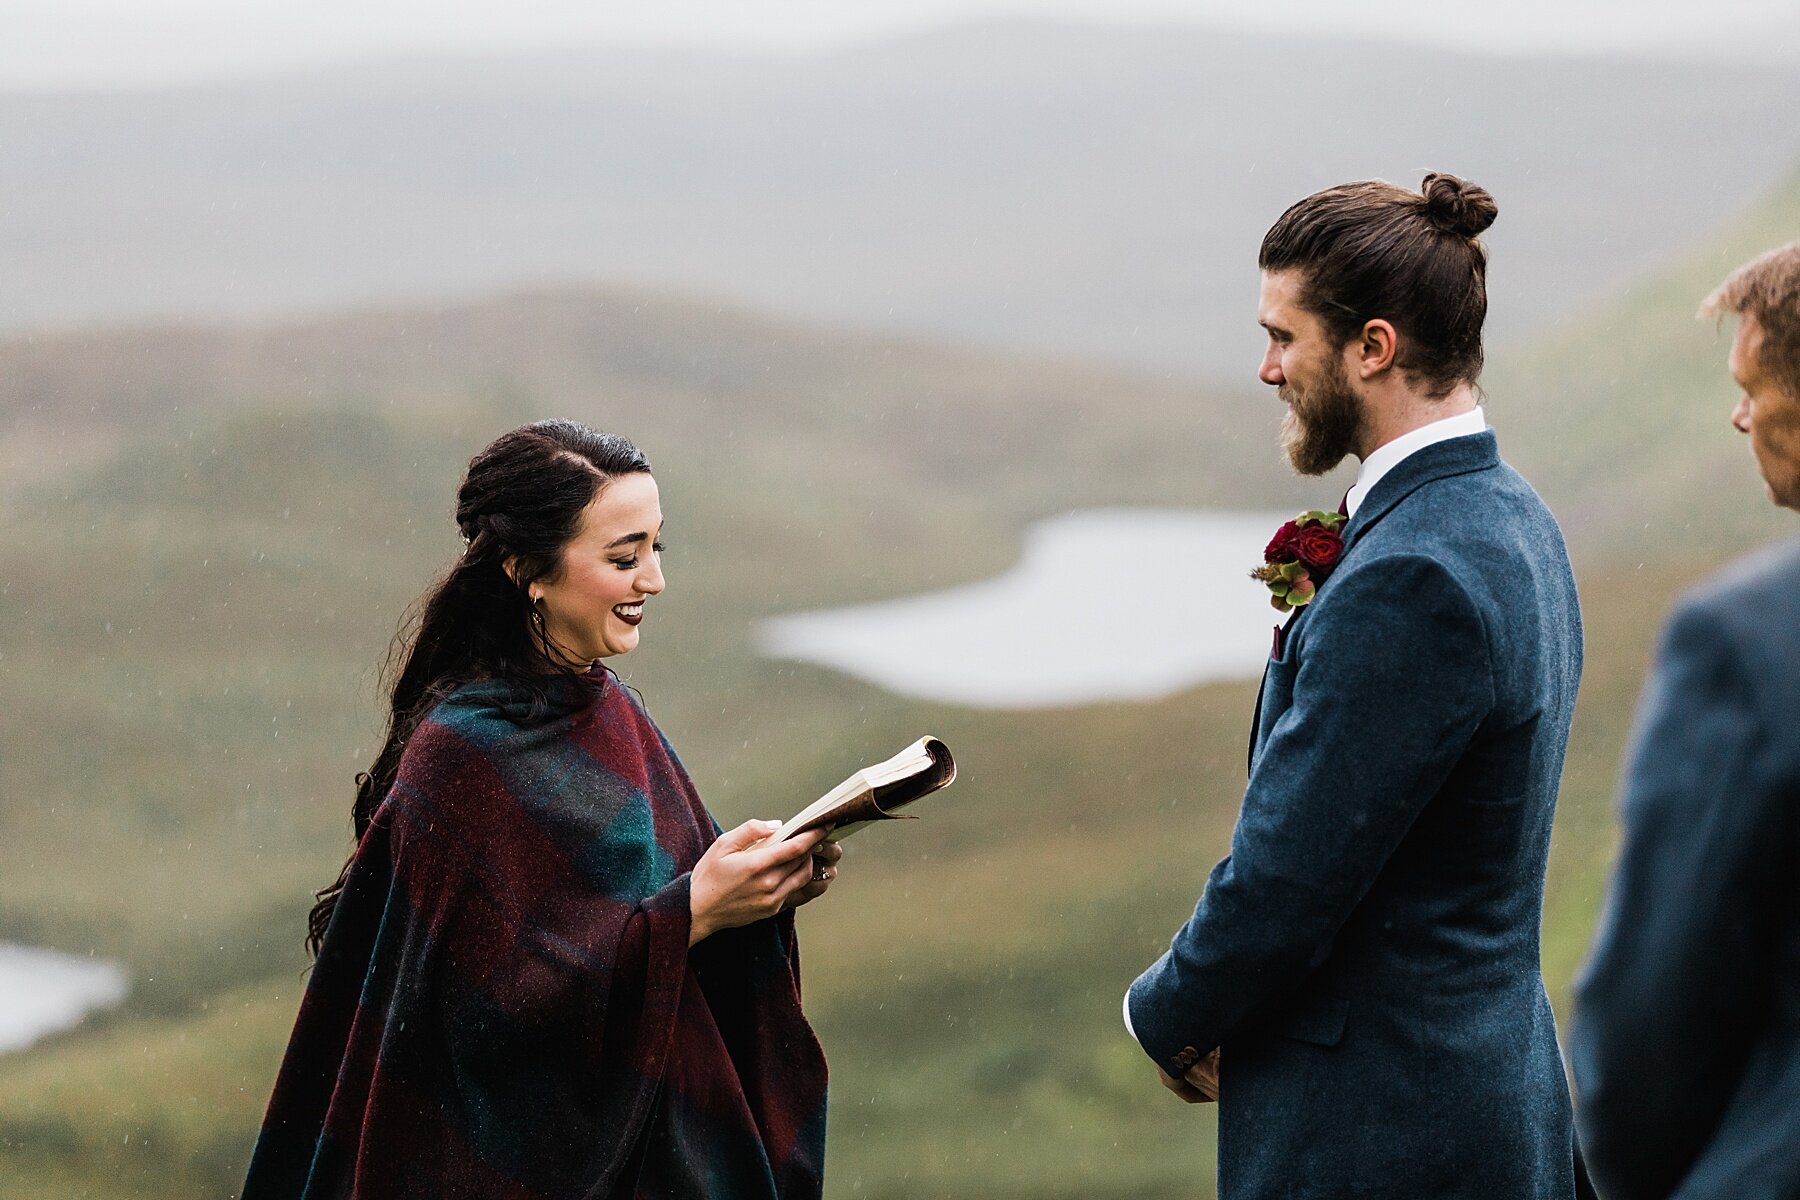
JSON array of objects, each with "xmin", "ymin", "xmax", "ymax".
[
  {"xmin": 1731, "ymin": 394, "xmax": 1752, "ymax": 435},
  {"xmin": 1259, "ymin": 348, "xmax": 1283, "ymax": 387}
]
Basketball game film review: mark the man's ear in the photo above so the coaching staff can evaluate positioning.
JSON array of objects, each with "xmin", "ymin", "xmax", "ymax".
[{"xmin": 1355, "ymin": 319, "xmax": 1399, "ymax": 378}]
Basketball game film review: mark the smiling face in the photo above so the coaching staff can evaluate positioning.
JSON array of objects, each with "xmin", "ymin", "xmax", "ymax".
[
  {"xmin": 531, "ymin": 471, "xmax": 666, "ymax": 664},
  {"xmin": 1728, "ymin": 314, "xmax": 1800, "ymax": 511},
  {"xmin": 1257, "ymin": 269, "xmax": 1367, "ymax": 476}
]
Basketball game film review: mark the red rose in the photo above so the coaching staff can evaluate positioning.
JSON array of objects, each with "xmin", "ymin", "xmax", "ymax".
[
  {"xmin": 1295, "ymin": 524, "xmax": 1343, "ymax": 571},
  {"xmin": 1264, "ymin": 521, "xmax": 1303, "ymax": 563}
]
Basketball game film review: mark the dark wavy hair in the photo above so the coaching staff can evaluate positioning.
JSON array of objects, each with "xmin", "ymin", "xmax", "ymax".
[
  {"xmin": 1260, "ymin": 171, "xmax": 1498, "ymax": 396},
  {"xmin": 307, "ymin": 419, "xmax": 652, "ymax": 954}
]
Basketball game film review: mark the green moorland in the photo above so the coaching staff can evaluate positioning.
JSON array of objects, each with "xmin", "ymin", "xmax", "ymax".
[
  {"xmin": 0, "ymin": 169, "xmax": 1795, "ymax": 1198},
  {"xmin": 1491, "ymin": 165, "xmax": 1800, "ymax": 553}
]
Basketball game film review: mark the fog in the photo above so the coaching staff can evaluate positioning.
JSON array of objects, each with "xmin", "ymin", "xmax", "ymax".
[
  {"xmin": 2, "ymin": 5, "xmax": 1796, "ymax": 1197},
  {"xmin": 1, "ymin": 0, "xmax": 1797, "ymax": 89}
]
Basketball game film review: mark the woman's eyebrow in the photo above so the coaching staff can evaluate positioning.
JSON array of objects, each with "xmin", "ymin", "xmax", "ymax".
[{"xmin": 605, "ymin": 522, "xmax": 664, "ymax": 550}]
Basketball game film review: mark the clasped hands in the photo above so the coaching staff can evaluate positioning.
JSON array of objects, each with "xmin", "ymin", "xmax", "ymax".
[
  {"xmin": 1157, "ymin": 1048, "xmax": 1221, "ymax": 1104},
  {"xmin": 688, "ymin": 819, "xmax": 843, "ymax": 946}
]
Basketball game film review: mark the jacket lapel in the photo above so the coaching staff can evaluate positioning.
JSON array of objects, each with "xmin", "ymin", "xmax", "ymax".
[
  {"xmin": 1245, "ymin": 431, "xmax": 1500, "ymax": 774},
  {"xmin": 1248, "ymin": 659, "xmax": 1268, "ymax": 777},
  {"xmin": 1339, "ymin": 431, "xmax": 1500, "ymax": 556}
]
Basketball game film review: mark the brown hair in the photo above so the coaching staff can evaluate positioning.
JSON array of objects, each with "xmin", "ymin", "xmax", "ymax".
[
  {"xmin": 1701, "ymin": 241, "xmax": 1800, "ymax": 400},
  {"xmin": 307, "ymin": 419, "xmax": 652, "ymax": 954},
  {"xmin": 1259, "ymin": 172, "xmax": 1498, "ymax": 396}
]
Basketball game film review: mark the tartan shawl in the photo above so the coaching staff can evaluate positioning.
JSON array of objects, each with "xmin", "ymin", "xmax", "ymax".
[{"xmin": 243, "ymin": 670, "xmax": 828, "ymax": 1199}]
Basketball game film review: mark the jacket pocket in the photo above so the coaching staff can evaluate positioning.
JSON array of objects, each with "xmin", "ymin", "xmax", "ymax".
[{"xmin": 1261, "ymin": 652, "xmax": 1298, "ymax": 695}]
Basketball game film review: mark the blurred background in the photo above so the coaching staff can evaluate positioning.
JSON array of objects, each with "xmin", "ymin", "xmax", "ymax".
[{"xmin": 2, "ymin": 1, "xmax": 1797, "ymax": 1196}]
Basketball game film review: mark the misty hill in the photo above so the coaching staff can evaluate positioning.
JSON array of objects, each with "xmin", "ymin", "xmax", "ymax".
[
  {"xmin": 1491, "ymin": 165, "xmax": 1800, "ymax": 553},
  {"xmin": 0, "ymin": 287, "xmax": 1320, "ymax": 1199},
  {"xmin": 4, "ymin": 19, "xmax": 1798, "ymax": 381},
  {"xmin": 0, "ymin": 285, "xmax": 1310, "ymax": 575},
  {"xmin": 5, "ymin": 148, "xmax": 1800, "ymax": 1192}
]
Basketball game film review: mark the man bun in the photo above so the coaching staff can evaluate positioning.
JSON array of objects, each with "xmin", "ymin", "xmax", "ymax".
[
  {"xmin": 1261, "ymin": 176, "xmax": 1496, "ymax": 393},
  {"xmin": 1420, "ymin": 172, "xmax": 1497, "ymax": 238}
]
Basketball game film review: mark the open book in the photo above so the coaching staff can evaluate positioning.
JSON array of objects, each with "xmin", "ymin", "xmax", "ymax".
[{"xmin": 779, "ymin": 736, "xmax": 956, "ymax": 842}]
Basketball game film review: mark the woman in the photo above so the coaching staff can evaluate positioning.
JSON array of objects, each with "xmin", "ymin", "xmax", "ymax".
[{"xmin": 244, "ymin": 420, "xmax": 839, "ymax": 1200}]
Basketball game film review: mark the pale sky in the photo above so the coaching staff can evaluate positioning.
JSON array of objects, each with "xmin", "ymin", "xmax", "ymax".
[{"xmin": 2, "ymin": 0, "xmax": 1797, "ymax": 90}]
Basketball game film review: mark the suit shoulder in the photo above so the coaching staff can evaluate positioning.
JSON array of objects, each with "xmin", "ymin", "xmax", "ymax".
[
  {"xmin": 1358, "ymin": 465, "xmax": 1569, "ymax": 576},
  {"xmin": 1677, "ymin": 537, "xmax": 1800, "ymax": 618},
  {"xmin": 1664, "ymin": 538, "xmax": 1800, "ymax": 659},
  {"xmin": 1378, "ymin": 458, "xmax": 1558, "ymax": 529},
  {"xmin": 1456, "ymin": 459, "xmax": 1566, "ymax": 538}
]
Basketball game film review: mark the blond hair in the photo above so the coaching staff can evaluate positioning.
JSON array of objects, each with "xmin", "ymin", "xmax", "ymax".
[{"xmin": 1702, "ymin": 241, "xmax": 1800, "ymax": 399}]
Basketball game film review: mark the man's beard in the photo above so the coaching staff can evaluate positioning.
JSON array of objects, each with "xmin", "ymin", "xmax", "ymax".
[{"xmin": 1279, "ymin": 358, "xmax": 1365, "ymax": 476}]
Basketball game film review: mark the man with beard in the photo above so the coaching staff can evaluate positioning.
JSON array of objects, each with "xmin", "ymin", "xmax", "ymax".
[
  {"xmin": 1125, "ymin": 174, "xmax": 1586, "ymax": 1198},
  {"xmin": 1572, "ymin": 241, "xmax": 1800, "ymax": 1200}
]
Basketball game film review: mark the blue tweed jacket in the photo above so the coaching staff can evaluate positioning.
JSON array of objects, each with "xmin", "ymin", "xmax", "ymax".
[
  {"xmin": 1572, "ymin": 537, "xmax": 1800, "ymax": 1200},
  {"xmin": 1128, "ymin": 431, "xmax": 1585, "ymax": 1199}
]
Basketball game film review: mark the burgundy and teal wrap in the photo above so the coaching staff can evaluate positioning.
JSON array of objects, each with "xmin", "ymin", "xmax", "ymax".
[{"xmin": 244, "ymin": 670, "xmax": 829, "ymax": 1199}]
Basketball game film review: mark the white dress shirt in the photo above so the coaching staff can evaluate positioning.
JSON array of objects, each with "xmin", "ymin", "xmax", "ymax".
[{"xmin": 1122, "ymin": 405, "xmax": 1489, "ymax": 1049}]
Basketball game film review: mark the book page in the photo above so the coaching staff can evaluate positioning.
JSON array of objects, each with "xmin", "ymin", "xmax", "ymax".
[{"xmin": 780, "ymin": 736, "xmax": 954, "ymax": 841}]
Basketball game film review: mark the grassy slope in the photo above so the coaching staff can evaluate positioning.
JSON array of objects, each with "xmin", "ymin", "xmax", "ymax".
[
  {"xmin": 1487, "ymin": 166, "xmax": 1800, "ymax": 1005},
  {"xmin": 3, "ymin": 162, "xmax": 1800, "ymax": 1195},
  {"xmin": 0, "ymin": 555, "xmax": 1715, "ymax": 1200},
  {"xmin": 1488, "ymin": 166, "xmax": 1800, "ymax": 556},
  {"xmin": 0, "ymin": 297, "xmax": 1305, "ymax": 1198}
]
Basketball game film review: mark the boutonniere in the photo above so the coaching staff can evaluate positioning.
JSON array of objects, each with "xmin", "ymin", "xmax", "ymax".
[{"xmin": 1251, "ymin": 510, "xmax": 1346, "ymax": 612}]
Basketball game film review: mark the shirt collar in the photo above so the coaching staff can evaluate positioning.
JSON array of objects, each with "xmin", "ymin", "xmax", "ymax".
[{"xmin": 1344, "ymin": 406, "xmax": 1488, "ymax": 518}]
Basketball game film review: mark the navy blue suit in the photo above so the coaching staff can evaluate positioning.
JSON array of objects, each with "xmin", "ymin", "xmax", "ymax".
[
  {"xmin": 1128, "ymin": 431, "xmax": 1585, "ymax": 1198},
  {"xmin": 1572, "ymin": 538, "xmax": 1800, "ymax": 1200}
]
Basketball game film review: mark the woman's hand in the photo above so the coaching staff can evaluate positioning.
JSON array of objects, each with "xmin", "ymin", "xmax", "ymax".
[
  {"xmin": 689, "ymin": 821, "xmax": 833, "ymax": 946},
  {"xmin": 783, "ymin": 838, "xmax": 843, "ymax": 912}
]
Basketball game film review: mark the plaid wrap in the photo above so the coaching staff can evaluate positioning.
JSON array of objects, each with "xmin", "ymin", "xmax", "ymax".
[{"xmin": 244, "ymin": 670, "xmax": 828, "ymax": 1199}]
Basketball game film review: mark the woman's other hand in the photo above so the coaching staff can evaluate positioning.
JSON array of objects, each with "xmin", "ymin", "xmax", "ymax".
[
  {"xmin": 689, "ymin": 821, "xmax": 830, "ymax": 946},
  {"xmin": 783, "ymin": 839, "xmax": 842, "ymax": 912}
]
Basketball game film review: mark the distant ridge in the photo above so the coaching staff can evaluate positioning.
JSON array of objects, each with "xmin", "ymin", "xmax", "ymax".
[
  {"xmin": 2, "ymin": 20, "xmax": 1798, "ymax": 380},
  {"xmin": 0, "ymin": 284, "xmax": 1308, "ymax": 563},
  {"xmin": 1, "ymin": 155, "xmax": 1793, "ymax": 1200},
  {"xmin": 11, "ymin": 189, "xmax": 1800, "ymax": 564}
]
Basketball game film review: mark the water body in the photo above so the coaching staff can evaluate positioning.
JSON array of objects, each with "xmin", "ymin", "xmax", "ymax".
[
  {"xmin": 760, "ymin": 508, "xmax": 1298, "ymax": 708},
  {"xmin": 0, "ymin": 944, "xmax": 130, "ymax": 1053}
]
